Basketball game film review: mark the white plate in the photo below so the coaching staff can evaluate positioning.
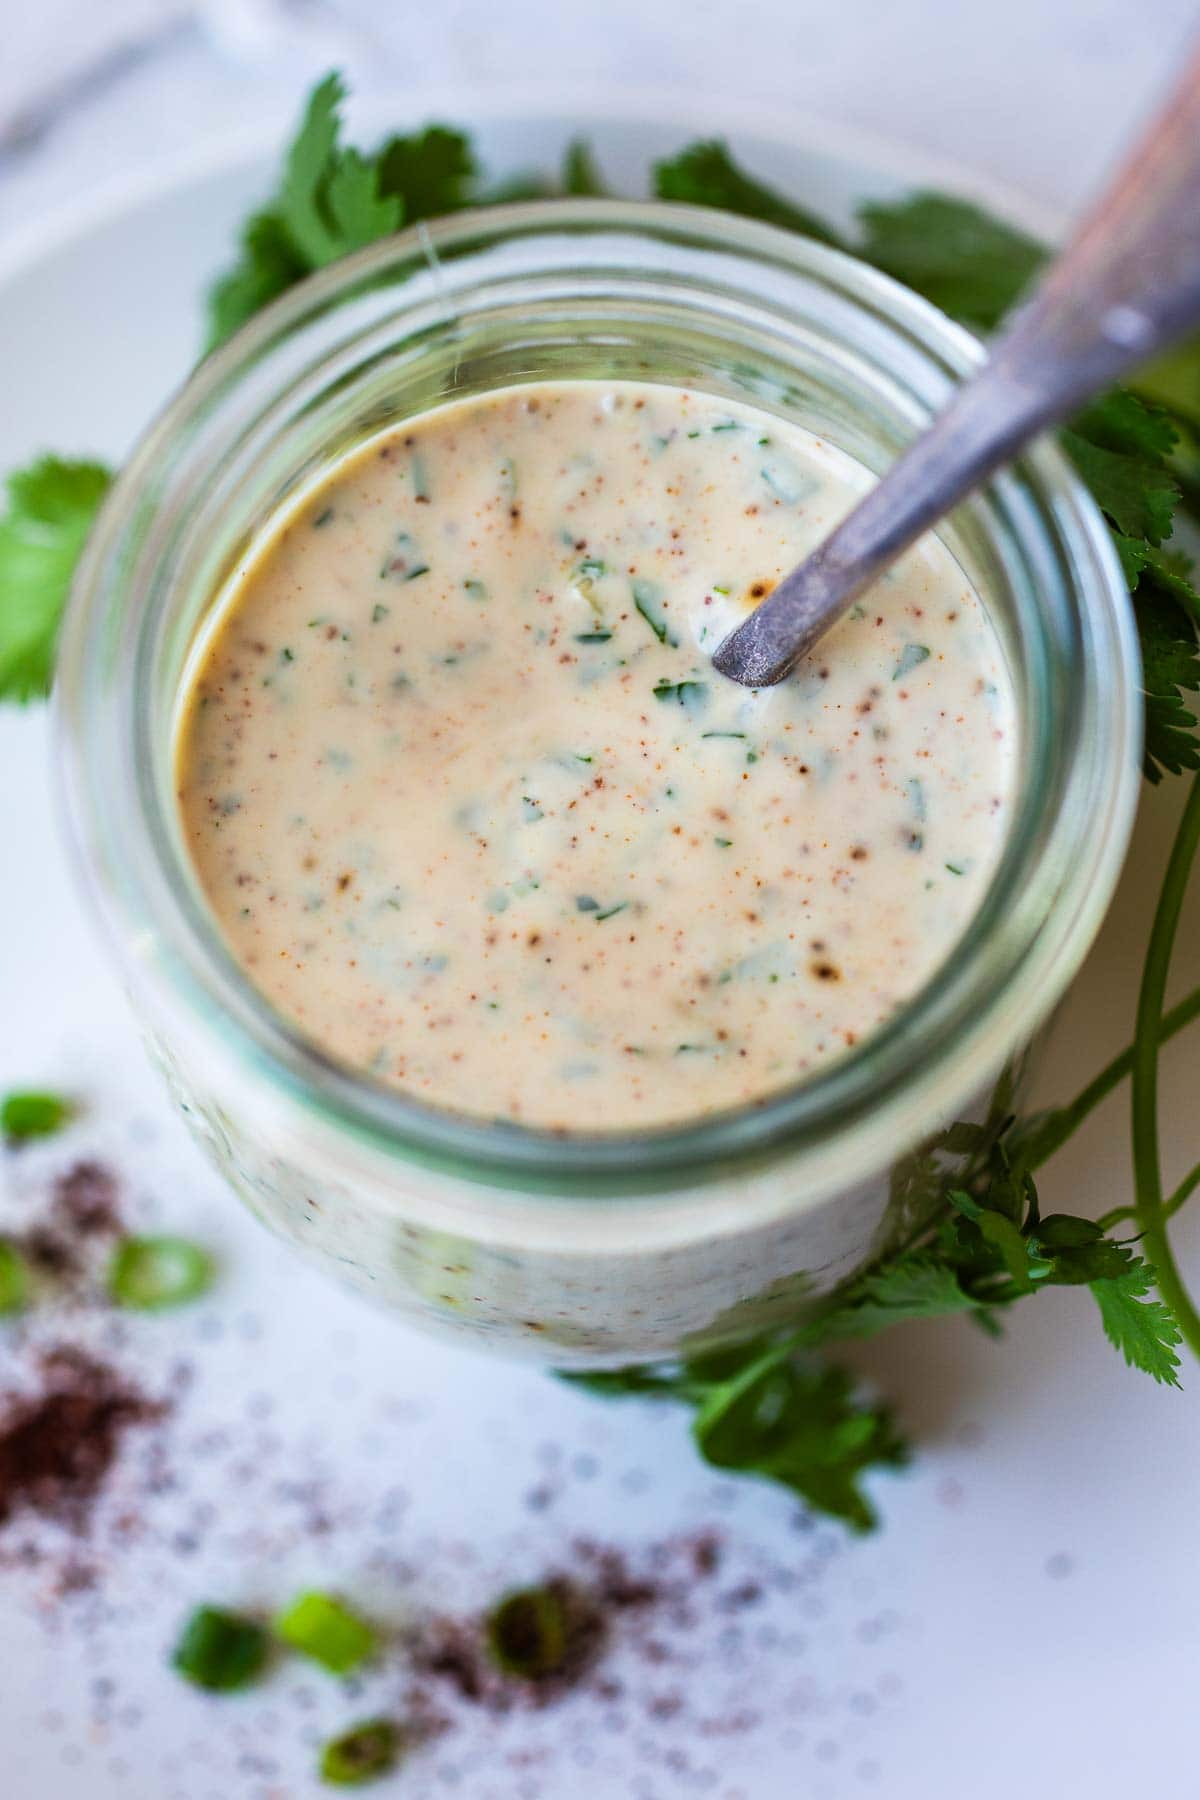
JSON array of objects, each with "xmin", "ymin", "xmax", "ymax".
[{"xmin": 0, "ymin": 98, "xmax": 1197, "ymax": 1800}]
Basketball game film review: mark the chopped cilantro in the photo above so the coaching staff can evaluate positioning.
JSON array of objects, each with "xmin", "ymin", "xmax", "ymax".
[
  {"xmin": 653, "ymin": 678, "xmax": 707, "ymax": 708},
  {"xmin": 893, "ymin": 643, "xmax": 931, "ymax": 681},
  {"xmin": 631, "ymin": 578, "xmax": 676, "ymax": 645}
]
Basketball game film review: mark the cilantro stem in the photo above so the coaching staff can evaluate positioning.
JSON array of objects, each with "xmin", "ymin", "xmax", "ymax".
[
  {"xmin": 1131, "ymin": 772, "xmax": 1200, "ymax": 1363},
  {"xmin": 1022, "ymin": 981, "xmax": 1200, "ymax": 1170},
  {"xmin": 1166, "ymin": 1157, "xmax": 1200, "ymax": 1221},
  {"xmin": 1100, "ymin": 1156, "xmax": 1200, "ymax": 1233}
]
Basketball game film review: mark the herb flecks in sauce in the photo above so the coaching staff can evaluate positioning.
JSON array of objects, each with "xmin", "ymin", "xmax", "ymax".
[{"xmin": 177, "ymin": 382, "xmax": 1015, "ymax": 1130}]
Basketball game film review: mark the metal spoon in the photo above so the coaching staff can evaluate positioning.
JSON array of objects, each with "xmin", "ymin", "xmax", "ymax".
[{"xmin": 714, "ymin": 43, "xmax": 1200, "ymax": 688}]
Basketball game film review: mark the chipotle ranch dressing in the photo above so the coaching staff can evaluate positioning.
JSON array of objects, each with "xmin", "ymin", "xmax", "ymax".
[{"xmin": 175, "ymin": 381, "xmax": 1015, "ymax": 1132}]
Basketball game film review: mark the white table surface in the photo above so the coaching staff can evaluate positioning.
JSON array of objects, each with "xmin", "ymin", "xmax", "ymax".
[{"xmin": 2, "ymin": 8, "xmax": 1200, "ymax": 1798}]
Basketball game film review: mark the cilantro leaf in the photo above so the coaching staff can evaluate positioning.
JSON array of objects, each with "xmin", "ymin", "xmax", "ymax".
[
  {"xmin": 206, "ymin": 211, "xmax": 307, "ymax": 352},
  {"xmin": 654, "ymin": 140, "xmax": 845, "ymax": 247},
  {"xmin": 1057, "ymin": 391, "xmax": 1199, "ymax": 781},
  {"xmin": 562, "ymin": 139, "xmax": 608, "ymax": 198},
  {"xmin": 0, "ymin": 456, "xmax": 112, "ymax": 702},
  {"xmin": 322, "ymin": 147, "xmax": 406, "ymax": 254},
  {"xmin": 277, "ymin": 71, "xmax": 353, "ymax": 265},
  {"xmin": 856, "ymin": 192, "xmax": 1045, "ymax": 330},
  {"xmin": 693, "ymin": 1352, "xmax": 906, "ymax": 1532},
  {"xmin": 1061, "ymin": 429, "xmax": 1179, "ymax": 544},
  {"xmin": 374, "ymin": 124, "xmax": 477, "ymax": 219},
  {"xmin": 204, "ymin": 73, "xmax": 407, "ymax": 350},
  {"xmin": 813, "ymin": 1254, "xmax": 975, "ymax": 1339},
  {"xmin": 275, "ymin": 75, "xmax": 403, "ymax": 265},
  {"xmin": 1134, "ymin": 568, "xmax": 1200, "ymax": 783},
  {"xmin": 1091, "ymin": 1261, "xmax": 1183, "ymax": 1386},
  {"xmin": 1070, "ymin": 389, "xmax": 1180, "ymax": 460},
  {"xmin": 1131, "ymin": 335, "xmax": 1200, "ymax": 433},
  {"xmin": 562, "ymin": 1339, "xmax": 906, "ymax": 1532}
]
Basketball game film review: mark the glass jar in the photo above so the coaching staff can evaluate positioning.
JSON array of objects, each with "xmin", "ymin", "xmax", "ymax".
[{"xmin": 56, "ymin": 201, "xmax": 1139, "ymax": 1364}]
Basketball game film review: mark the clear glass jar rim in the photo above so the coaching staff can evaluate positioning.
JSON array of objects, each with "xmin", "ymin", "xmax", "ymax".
[{"xmin": 57, "ymin": 198, "xmax": 1142, "ymax": 1193}]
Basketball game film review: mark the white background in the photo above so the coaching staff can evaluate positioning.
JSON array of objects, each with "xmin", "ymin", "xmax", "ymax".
[
  {"xmin": 2, "ymin": 5, "xmax": 1199, "ymax": 1798},
  {"xmin": 2, "ymin": 0, "xmax": 1199, "ymax": 222}
]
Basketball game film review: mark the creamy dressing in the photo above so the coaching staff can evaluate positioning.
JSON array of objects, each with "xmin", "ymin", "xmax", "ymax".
[{"xmin": 175, "ymin": 381, "xmax": 1015, "ymax": 1131}]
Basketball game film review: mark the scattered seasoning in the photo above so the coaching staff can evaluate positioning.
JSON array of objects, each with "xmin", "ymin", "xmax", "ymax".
[
  {"xmin": 320, "ymin": 1718, "xmax": 403, "ymax": 1786},
  {"xmin": 0, "ymin": 1347, "xmax": 163, "ymax": 1529},
  {"xmin": 0, "ymin": 1192, "xmax": 905, "ymax": 1794},
  {"xmin": 172, "ymin": 1605, "xmax": 270, "ymax": 1692},
  {"xmin": 1, "ymin": 1160, "xmax": 123, "ymax": 1292},
  {"xmin": 53, "ymin": 1161, "xmax": 120, "ymax": 1237}
]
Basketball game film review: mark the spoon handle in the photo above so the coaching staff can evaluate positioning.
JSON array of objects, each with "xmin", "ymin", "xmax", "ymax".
[{"xmin": 715, "ymin": 42, "xmax": 1200, "ymax": 688}]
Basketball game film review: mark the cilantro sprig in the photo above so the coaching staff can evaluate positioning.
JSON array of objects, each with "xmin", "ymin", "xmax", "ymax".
[
  {"xmin": 3, "ymin": 77, "xmax": 1200, "ymax": 1531},
  {"xmin": 0, "ymin": 459, "xmax": 111, "ymax": 701},
  {"xmin": 205, "ymin": 74, "xmax": 474, "ymax": 350},
  {"xmin": 567, "ymin": 1347, "xmax": 906, "ymax": 1532}
]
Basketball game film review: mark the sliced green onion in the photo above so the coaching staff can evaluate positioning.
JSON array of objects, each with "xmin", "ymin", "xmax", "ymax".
[
  {"xmin": 172, "ymin": 1606, "xmax": 269, "ymax": 1692},
  {"xmin": 0, "ymin": 1240, "xmax": 29, "ymax": 1315},
  {"xmin": 484, "ymin": 1584, "xmax": 569, "ymax": 1679},
  {"xmin": 109, "ymin": 1237, "xmax": 214, "ymax": 1310},
  {"xmin": 2, "ymin": 1090, "xmax": 71, "ymax": 1145},
  {"xmin": 320, "ymin": 1719, "xmax": 402, "ymax": 1786},
  {"xmin": 275, "ymin": 1591, "xmax": 377, "ymax": 1674}
]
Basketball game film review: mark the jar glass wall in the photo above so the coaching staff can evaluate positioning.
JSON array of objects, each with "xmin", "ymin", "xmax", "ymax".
[{"xmin": 56, "ymin": 202, "xmax": 1139, "ymax": 1361}]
